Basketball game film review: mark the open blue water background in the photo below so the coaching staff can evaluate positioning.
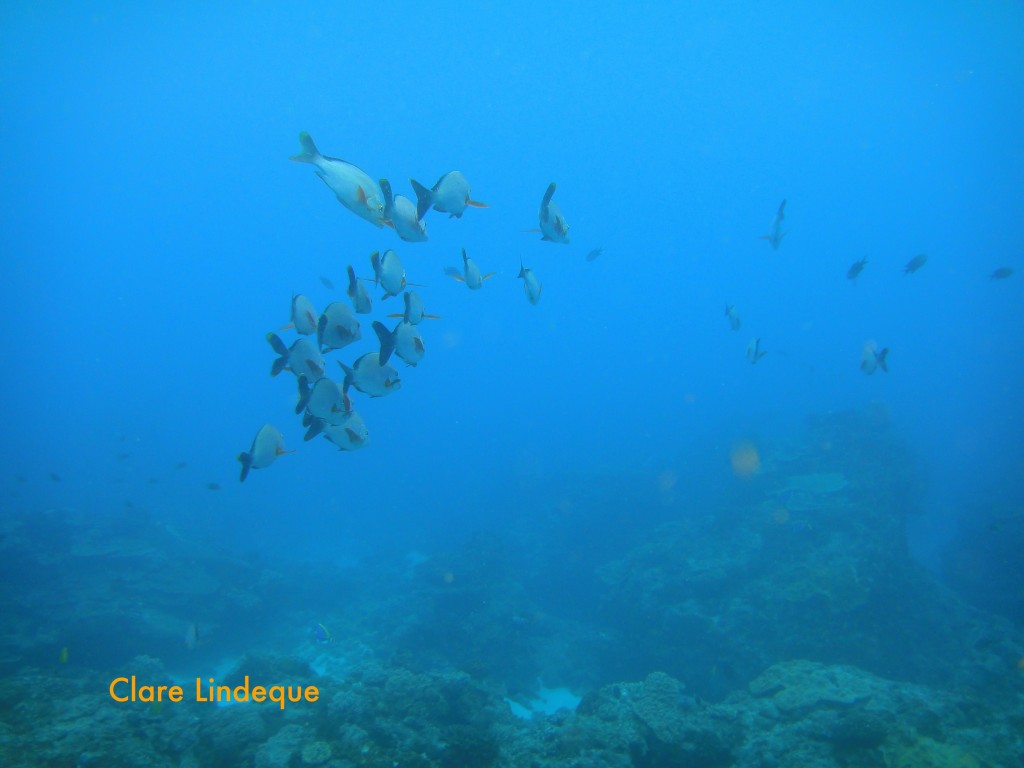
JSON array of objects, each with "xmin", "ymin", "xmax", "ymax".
[{"xmin": 1, "ymin": 2, "xmax": 1021, "ymax": 601}]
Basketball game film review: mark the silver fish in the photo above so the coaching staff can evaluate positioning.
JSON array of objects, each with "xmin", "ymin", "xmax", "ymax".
[
  {"xmin": 373, "ymin": 319, "xmax": 425, "ymax": 367},
  {"xmin": 296, "ymin": 376, "xmax": 351, "ymax": 428},
  {"xmin": 346, "ymin": 264, "xmax": 372, "ymax": 314},
  {"xmin": 445, "ymin": 248, "xmax": 494, "ymax": 290},
  {"xmin": 338, "ymin": 353, "xmax": 401, "ymax": 398},
  {"xmin": 267, "ymin": 333, "xmax": 325, "ymax": 381},
  {"xmin": 237, "ymin": 424, "xmax": 291, "ymax": 482},
  {"xmin": 371, "ymin": 249, "xmax": 407, "ymax": 299},
  {"xmin": 760, "ymin": 199, "xmax": 786, "ymax": 250},
  {"xmin": 409, "ymin": 171, "xmax": 487, "ymax": 220},
  {"xmin": 860, "ymin": 342, "xmax": 889, "ymax": 375},
  {"xmin": 380, "ymin": 178, "xmax": 428, "ymax": 242},
  {"xmin": 289, "ymin": 132, "xmax": 387, "ymax": 228},
  {"xmin": 538, "ymin": 182, "xmax": 570, "ymax": 243},
  {"xmin": 317, "ymin": 301, "xmax": 361, "ymax": 353},
  {"xmin": 746, "ymin": 337, "xmax": 767, "ymax": 364},
  {"xmin": 286, "ymin": 294, "xmax": 318, "ymax": 336},
  {"xmin": 725, "ymin": 305, "xmax": 741, "ymax": 331},
  {"xmin": 387, "ymin": 290, "xmax": 440, "ymax": 326},
  {"xmin": 518, "ymin": 264, "xmax": 542, "ymax": 305},
  {"xmin": 322, "ymin": 411, "xmax": 370, "ymax": 451}
]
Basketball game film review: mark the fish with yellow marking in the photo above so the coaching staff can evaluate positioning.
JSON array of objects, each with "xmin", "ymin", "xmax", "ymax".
[
  {"xmin": 289, "ymin": 132, "xmax": 387, "ymax": 228},
  {"xmin": 410, "ymin": 171, "xmax": 487, "ymax": 220},
  {"xmin": 266, "ymin": 333, "xmax": 325, "ymax": 381},
  {"xmin": 281, "ymin": 294, "xmax": 318, "ymax": 336},
  {"xmin": 237, "ymin": 425, "xmax": 292, "ymax": 482},
  {"xmin": 445, "ymin": 248, "xmax": 495, "ymax": 290}
]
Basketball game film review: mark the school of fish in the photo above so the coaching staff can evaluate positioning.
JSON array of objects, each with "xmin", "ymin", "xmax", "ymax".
[{"xmin": 236, "ymin": 135, "xmax": 1016, "ymax": 479}]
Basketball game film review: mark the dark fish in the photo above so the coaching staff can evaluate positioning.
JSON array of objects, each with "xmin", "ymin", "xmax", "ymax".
[
  {"xmin": 320, "ymin": 275, "xmax": 335, "ymax": 290},
  {"xmin": 586, "ymin": 247, "xmax": 603, "ymax": 262},
  {"xmin": 990, "ymin": 267, "xmax": 1013, "ymax": 280},
  {"xmin": 903, "ymin": 253, "xmax": 928, "ymax": 274},
  {"xmin": 206, "ymin": 482, "xmax": 221, "ymax": 491},
  {"xmin": 847, "ymin": 258, "xmax": 868, "ymax": 281},
  {"xmin": 760, "ymin": 199, "xmax": 786, "ymax": 250},
  {"xmin": 174, "ymin": 461, "xmax": 188, "ymax": 470},
  {"xmin": 746, "ymin": 337, "xmax": 767, "ymax": 364},
  {"xmin": 725, "ymin": 305, "xmax": 741, "ymax": 331},
  {"xmin": 860, "ymin": 342, "xmax": 889, "ymax": 375},
  {"xmin": 49, "ymin": 472, "xmax": 60, "ymax": 482},
  {"xmin": 317, "ymin": 302, "xmax": 361, "ymax": 353},
  {"xmin": 386, "ymin": 290, "xmax": 440, "ymax": 326}
]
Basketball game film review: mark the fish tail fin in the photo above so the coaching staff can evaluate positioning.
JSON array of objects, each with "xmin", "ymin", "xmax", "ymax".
[
  {"xmin": 373, "ymin": 320, "xmax": 396, "ymax": 366},
  {"xmin": 379, "ymin": 178, "xmax": 394, "ymax": 210},
  {"xmin": 467, "ymin": 199, "xmax": 489, "ymax": 208},
  {"xmin": 541, "ymin": 182, "xmax": 557, "ymax": 209},
  {"xmin": 877, "ymin": 348, "xmax": 889, "ymax": 372},
  {"xmin": 304, "ymin": 419, "xmax": 325, "ymax": 441},
  {"xmin": 296, "ymin": 375, "xmax": 312, "ymax": 414},
  {"xmin": 237, "ymin": 452, "xmax": 252, "ymax": 482},
  {"xmin": 337, "ymin": 361, "xmax": 354, "ymax": 392},
  {"xmin": 266, "ymin": 332, "xmax": 288, "ymax": 376},
  {"xmin": 410, "ymin": 178, "xmax": 433, "ymax": 220},
  {"xmin": 289, "ymin": 131, "xmax": 320, "ymax": 163}
]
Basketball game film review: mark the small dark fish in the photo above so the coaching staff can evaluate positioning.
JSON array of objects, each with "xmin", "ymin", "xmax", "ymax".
[
  {"xmin": 320, "ymin": 275, "xmax": 335, "ymax": 290},
  {"xmin": 860, "ymin": 342, "xmax": 889, "ymax": 375},
  {"xmin": 903, "ymin": 253, "xmax": 928, "ymax": 274},
  {"xmin": 206, "ymin": 482, "xmax": 221, "ymax": 491},
  {"xmin": 116, "ymin": 452, "xmax": 130, "ymax": 461},
  {"xmin": 586, "ymin": 247, "xmax": 603, "ymax": 262},
  {"xmin": 48, "ymin": 472, "xmax": 61, "ymax": 482},
  {"xmin": 847, "ymin": 258, "xmax": 868, "ymax": 281},
  {"xmin": 746, "ymin": 337, "xmax": 767, "ymax": 364},
  {"xmin": 174, "ymin": 461, "xmax": 188, "ymax": 470},
  {"xmin": 724, "ymin": 305, "xmax": 741, "ymax": 331},
  {"xmin": 990, "ymin": 267, "xmax": 1013, "ymax": 280},
  {"xmin": 760, "ymin": 199, "xmax": 786, "ymax": 250},
  {"xmin": 185, "ymin": 622, "xmax": 199, "ymax": 650}
]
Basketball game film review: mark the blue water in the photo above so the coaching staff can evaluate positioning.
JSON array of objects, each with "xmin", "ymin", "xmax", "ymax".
[{"xmin": 1, "ymin": 3, "xmax": 1023, "ymax": 762}]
